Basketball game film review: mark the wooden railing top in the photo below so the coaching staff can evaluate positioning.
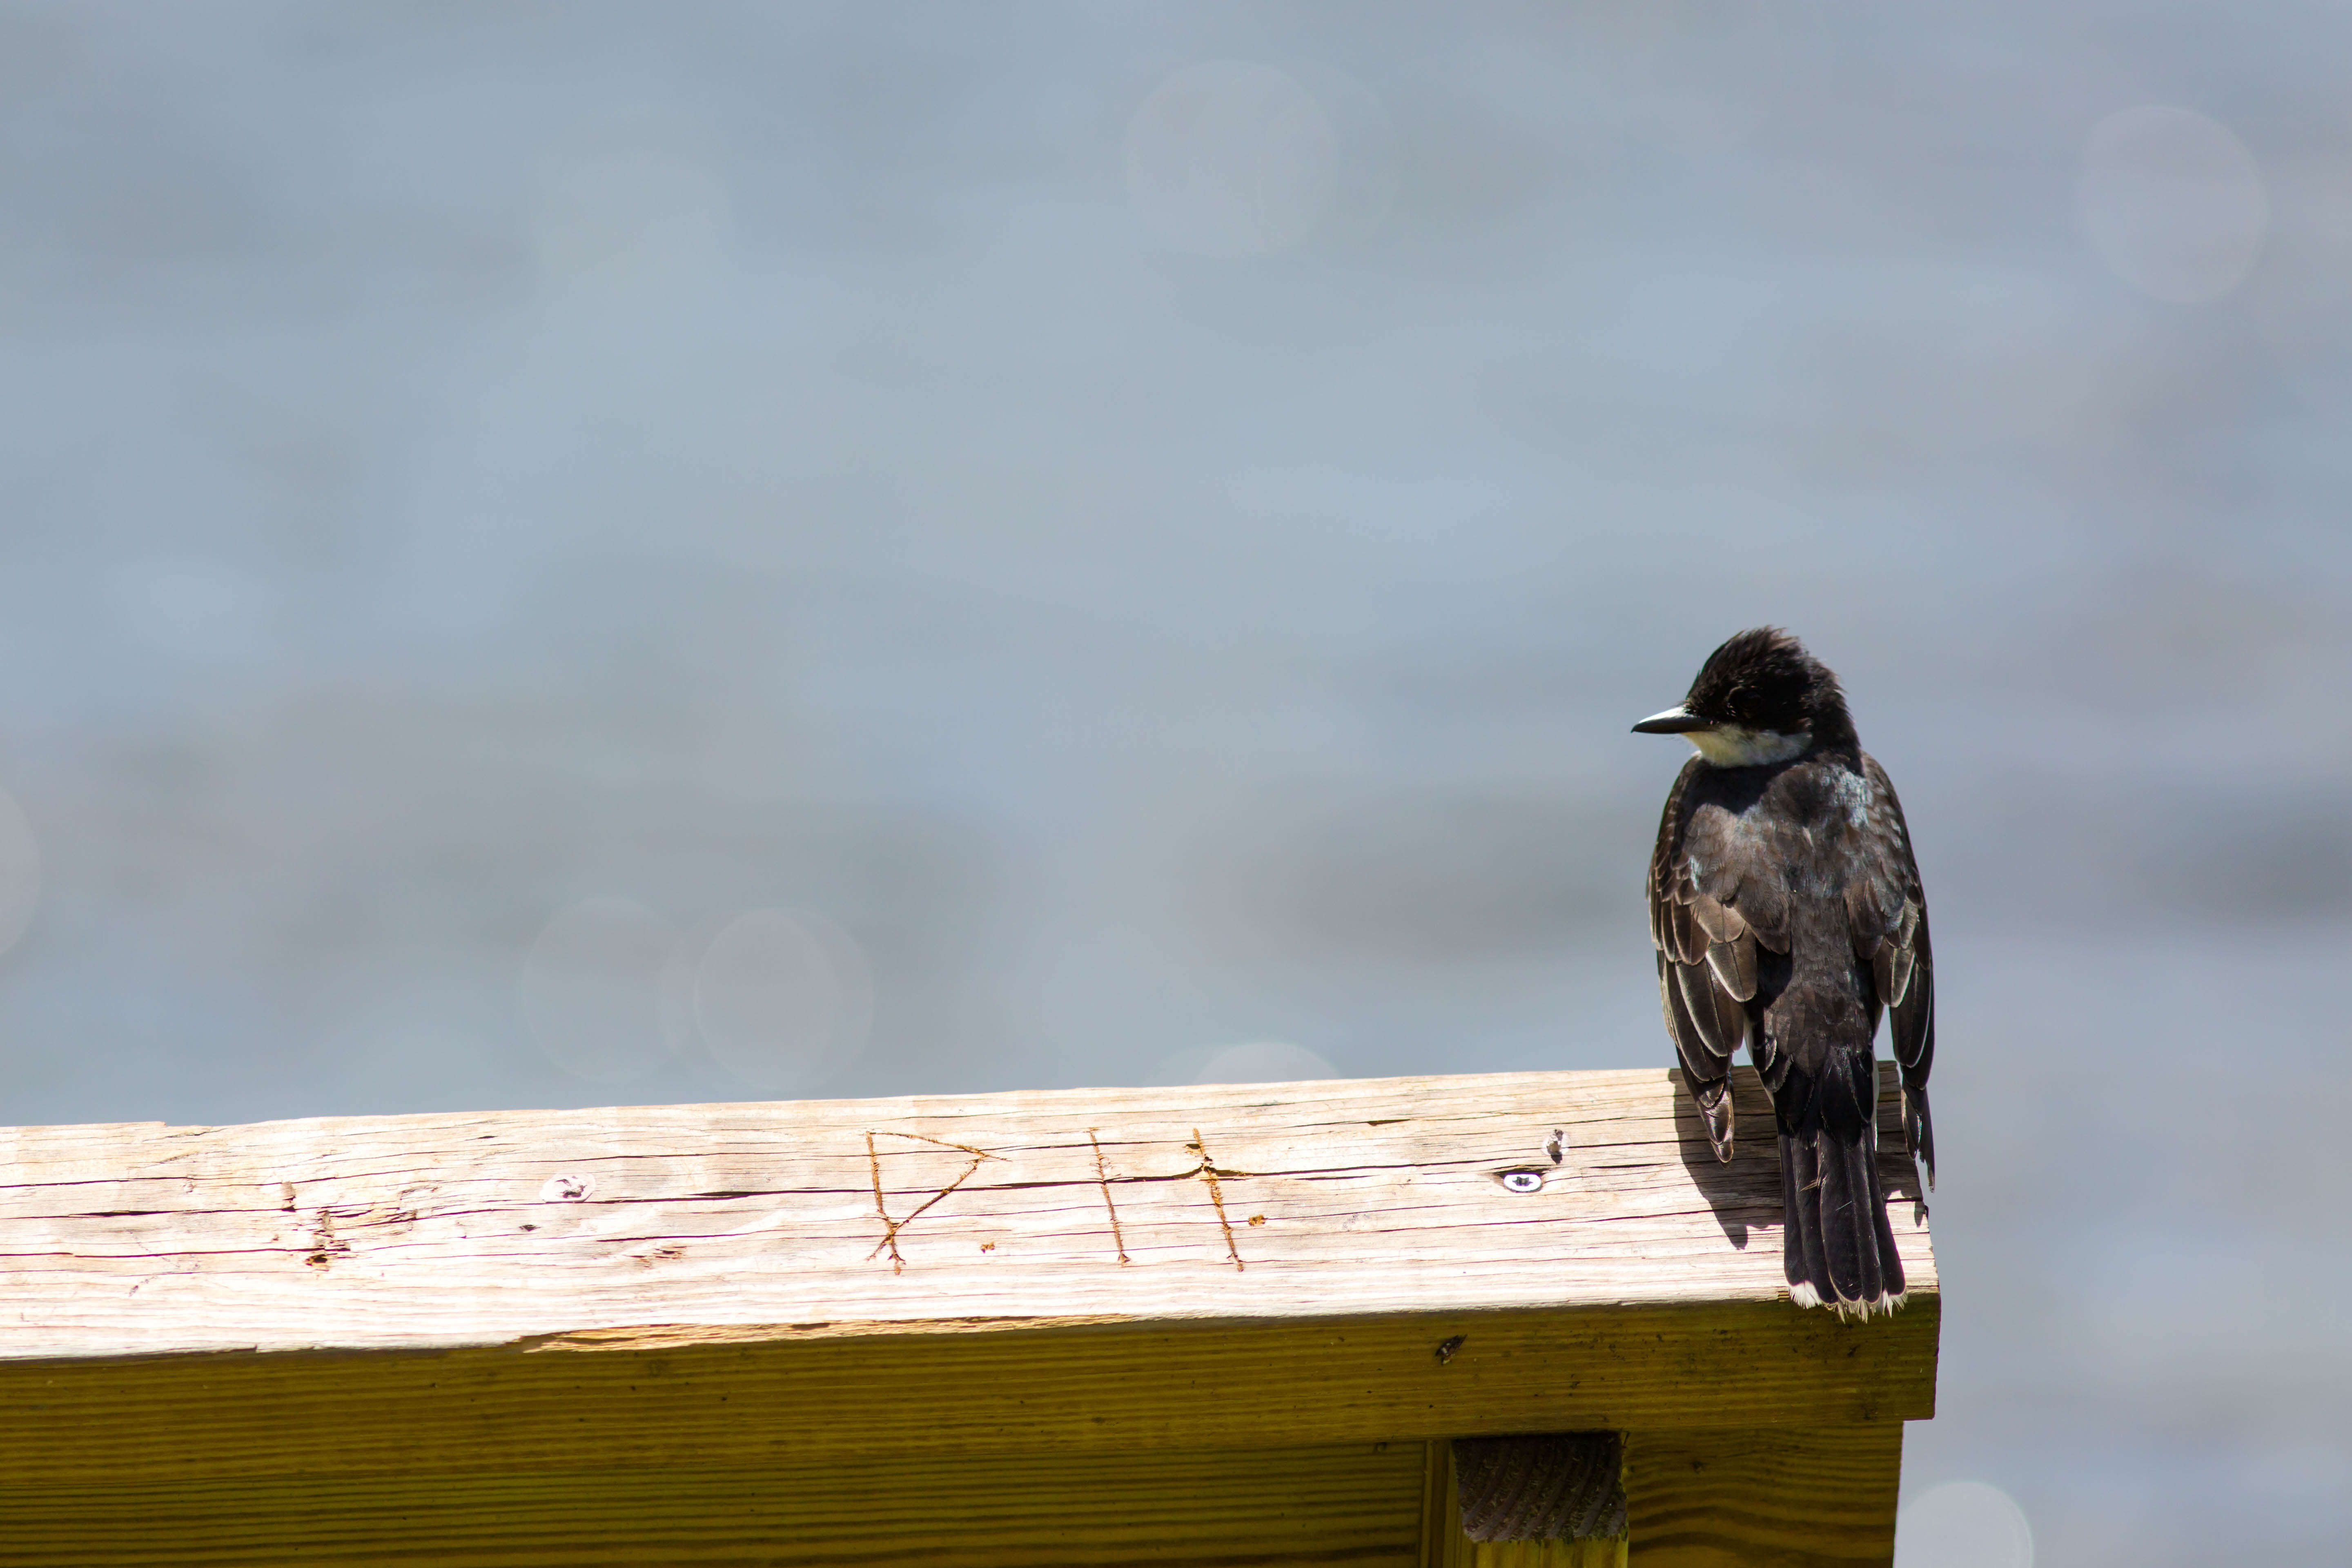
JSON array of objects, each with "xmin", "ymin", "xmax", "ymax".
[
  {"xmin": 0, "ymin": 1065, "xmax": 1933, "ymax": 1363},
  {"xmin": 0, "ymin": 1066, "xmax": 1936, "ymax": 1562}
]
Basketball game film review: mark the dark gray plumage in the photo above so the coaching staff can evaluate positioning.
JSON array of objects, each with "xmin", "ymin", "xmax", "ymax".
[{"xmin": 1635, "ymin": 628, "xmax": 1934, "ymax": 1316}]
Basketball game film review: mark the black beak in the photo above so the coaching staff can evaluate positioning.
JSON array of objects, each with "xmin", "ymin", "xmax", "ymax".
[{"xmin": 1632, "ymin": 706, "xmax": 1712, "ymax": 735}]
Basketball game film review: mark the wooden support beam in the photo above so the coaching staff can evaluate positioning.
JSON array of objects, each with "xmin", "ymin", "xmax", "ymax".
[
  {"xmin": 0, "ymin": 1445, "xmax": 1440, "ymax": 1568},
  {"xmin": 0, "ymin": 1067, "xmax": 1935, "ymax": 1564},
  {"xmin": 1625, "ymin": 1424, "xmax": 1909, "ymax": 1566}
]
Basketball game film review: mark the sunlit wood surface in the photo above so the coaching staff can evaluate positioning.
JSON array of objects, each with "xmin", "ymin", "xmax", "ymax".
[{"xmin": 0, "ymin": 1065, "xmax": 1934, "ymax": 1565}]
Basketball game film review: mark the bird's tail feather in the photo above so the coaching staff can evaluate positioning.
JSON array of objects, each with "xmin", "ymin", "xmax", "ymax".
[
  {"xmin": 1902, "ymin": 1081, "xmax": 1935, "ymax": 1192},
  {"xmin": 1780, "ymin": 1047, "xmax": 1907, "ymax": 1319}
]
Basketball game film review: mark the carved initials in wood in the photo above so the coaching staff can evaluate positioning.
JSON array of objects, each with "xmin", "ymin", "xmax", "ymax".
[
  {"xmin": 865, "ymin": 1131, "xmax": 998, "ymax": 1273},
  {"xmin": 862, "ymin": 1127, "xmax": 1247, "ymax": 1273},
  {"xmin": 1088, "ymin": 1128, "xmax": 1131, "ymax": 1265},
  {"xmin": 1187, "ymin": 1129, "xmax": 1244, "ymax": 1271}
]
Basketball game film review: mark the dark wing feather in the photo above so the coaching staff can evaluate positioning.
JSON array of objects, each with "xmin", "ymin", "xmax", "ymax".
[
  {"xmin": 1648, "ymin": 759, "xmax": 1784, "ymax": 1160},
  {"xmin": 1649, "ymin": 762, "xmax": 1734, "ymax": 1156},
  {"xmin": 1677, "ymin": 958, "xmax": 1748, "ymax": 1061},
  {"xmin": 1706, "ymin": 933, "xmax": 1757, "ymax": 1000},
  {"xmin": 1851, "ymin": 754, "xmax": 1936, "ymax": 1187}
]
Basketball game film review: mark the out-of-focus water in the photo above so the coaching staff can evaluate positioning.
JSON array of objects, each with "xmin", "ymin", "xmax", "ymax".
[{"xmin": 0, "ymin": 6, "xmax": 2345, "ymax": 1563}]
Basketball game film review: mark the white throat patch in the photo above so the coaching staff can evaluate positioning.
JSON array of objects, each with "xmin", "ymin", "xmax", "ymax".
[{"xmin": 1686, "ymin": 725, "xmax": 1810, "ymax": 768}]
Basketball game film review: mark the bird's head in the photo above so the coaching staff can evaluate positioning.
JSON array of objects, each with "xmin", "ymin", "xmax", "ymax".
[{"xmin": 1632, "ymin": 626, "xmax": 1855, "ymax": 767}]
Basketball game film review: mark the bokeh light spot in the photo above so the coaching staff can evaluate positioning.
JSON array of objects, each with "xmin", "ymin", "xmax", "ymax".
[
  {"xmin": 2079, "ymin": 106, "xmax": 2269, "ymax": 303},
  {"xmin": 109, "ymin": 558, "xmax": 276, "ymax": 664},
  {"xmin": 1896, "ymin": 1480, "xmax": 2034, "ymax": 1568},
  {"xmin": 693, "ymin": 908, "xmax": 873, "ymax": 1092},
  {"xmin": 519, "ymin": 898, "xmax": 684, "ymax": 1084},
  {"xmin": 1189, "ymin": 1040, "xmax": 1336, "ymax": 1084},
  {"xmin": 534, "ymin": 154, "xmax": 733, "ymax": 278},
  {"xmin": 1124, "ymin": 61, "xmax": 1338, "ymax": 257}
]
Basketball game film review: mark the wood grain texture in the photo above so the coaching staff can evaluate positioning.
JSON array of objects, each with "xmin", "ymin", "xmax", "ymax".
[
  {"xmin": 0, "ymin": 1070, "xmax": 1925, "ymax": 1566},
  {"xmin": 0, "ymin": 1067, "xmax": 1931, "ymax": 1359},
  {"xmin": 0, "ymin": 1068, "xmax": 1932, "ymax": 1475},
  {"xmin": 0, "ymin": 1442, "xmax": 1432, "ymax": 1567},
  {"xmin": 2, "ymin": 1298, "xmax": 1934, "ymax": 1485},
  {"xmin": 1625, "ymin": 1425, "xmax": 1907, "ymax": 1567},
  {"xmin": 1456, "ymin": 1545, "xmax": 1628, "ymax": 1568}
]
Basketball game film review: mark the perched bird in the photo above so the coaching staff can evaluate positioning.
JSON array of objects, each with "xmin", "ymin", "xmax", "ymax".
[{"xmin": 1635, "ymin": 628, "xmax": 1933, "ymax": 1317}]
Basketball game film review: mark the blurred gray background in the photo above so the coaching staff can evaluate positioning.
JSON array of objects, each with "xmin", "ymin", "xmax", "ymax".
[{"xmin": 1, "ymin": 4, "xmax": 2345, "ymax": 1564}]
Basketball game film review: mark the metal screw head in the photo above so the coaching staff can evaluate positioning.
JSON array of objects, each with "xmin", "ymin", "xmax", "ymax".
[{"xmin": 1498, "ymin": 1169, "xmax": 1546, "ymax": 1194}]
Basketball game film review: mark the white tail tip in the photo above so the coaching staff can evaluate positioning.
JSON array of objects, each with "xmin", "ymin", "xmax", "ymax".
[{"xmin": 1788, "ymin": 1282, "xmax": 1909, "ymax": 1320}]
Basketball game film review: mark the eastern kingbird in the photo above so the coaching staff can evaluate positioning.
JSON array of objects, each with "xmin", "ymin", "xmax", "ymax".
[{"xmin": 1635, "ymin": 628, "xmax": 1934, "ymax": 1317}]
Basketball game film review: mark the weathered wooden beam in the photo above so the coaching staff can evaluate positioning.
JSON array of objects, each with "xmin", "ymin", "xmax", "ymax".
[
  {"xmin": 0, "ymin": 1067, "xmax": 1933, "ymax": 1360},
  {"xmin": 0, "ymin": 1067, "xmax": 1934, "ymax": 1564}
]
